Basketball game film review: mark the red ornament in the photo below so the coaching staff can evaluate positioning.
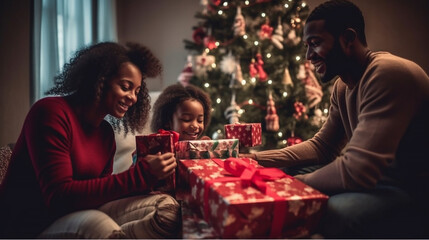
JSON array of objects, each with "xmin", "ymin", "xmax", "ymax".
[
  {"xmin": 211, "ymin": 0, "xmax": 221, "ymax": 6},
  {"xmin": 265, "ymin": 92, "xmax": 279, "ymax": 132},
  {"xmin": 177, "ymin": 56, "xmax": 194, "ymax": 87},
  {"xmin": 258, "ymin": 20, "xmax": 273, "ymax": 40},
  {"xmin": 287, "ymin": 136, "xmax": 302, "ymax": 146},
  {"xmin": 204, "ymin": 35, "xmax": 217, "ymax": 50},
  {"xmin": 255, "ymin": 53, "xmax": 268, "ymax": 82},
  {"xmin": 249, "ymin": 54, "xmax": 268, "ymax": 81},
  {"xmin": 293, "ymin": 101, "xmax": 308, "ymax": 120},
  {"xmin": 192, "ymin": 27, "xmax": 206, "ymax": 45},
  {"xmin": 249, "ymin": 58, "xmax": 258, "ymax": 77}
]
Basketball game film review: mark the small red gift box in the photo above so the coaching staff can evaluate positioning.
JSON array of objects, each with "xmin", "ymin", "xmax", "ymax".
[
  {"xmin": 175, "ymin": 139, "xmax": 239, "ymax": 160},
  {"xmin": 135, "ymin": 130, "xmax": 179, "ymax": 192},
  {"xmin": 178, "ymin": 158, "xmax": 328, "ymax": 238},
  {"xmin": 224, "ymin": 123, "xmax": 262, "ymax": 147}
]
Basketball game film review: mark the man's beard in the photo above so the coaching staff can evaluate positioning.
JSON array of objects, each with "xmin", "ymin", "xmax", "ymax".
[{"xmin": 320, "ymin": 41, "xmax": 347, "ymax": 83}]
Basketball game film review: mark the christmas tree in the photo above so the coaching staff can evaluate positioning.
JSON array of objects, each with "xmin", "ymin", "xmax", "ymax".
[{"xmin": 179, "ymin": 0, "xmax": 332, "ymax": 151}]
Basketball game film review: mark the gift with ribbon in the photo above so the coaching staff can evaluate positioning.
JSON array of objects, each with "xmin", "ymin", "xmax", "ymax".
[
  {"xmin": 178, "ymin": 157, "xmax": 328, "ymax": 238},
  {"xmin": 175, "ymin": 139, "xmax": 239, "ymax": 160},
  {"xmin": 134, "ymin": 129, "xmax": 180, "ymax": 192}
]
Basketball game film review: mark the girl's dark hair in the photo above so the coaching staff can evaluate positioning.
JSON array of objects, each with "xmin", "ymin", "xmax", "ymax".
[
  {"xmin": 151, "ymin": 83, "xmax": 212, "ymax": 134},
  {"xmin": 46, "ymin": 42, "xmax": 162, "ymax": 135},
  {"xmin": 307, "ymin": 0, "xmax": 367, "ymax": 46}
]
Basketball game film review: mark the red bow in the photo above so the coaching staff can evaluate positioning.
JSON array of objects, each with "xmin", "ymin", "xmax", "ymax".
[
  {"xmin": 156, "ymin": 129, "xmax": 179, "ymax": 144},
  {"xmin": 206, "ymin": 158, "xmax": 293, "ymax": 238}
]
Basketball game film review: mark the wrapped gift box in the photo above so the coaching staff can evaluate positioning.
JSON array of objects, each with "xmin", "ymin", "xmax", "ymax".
[
  {"xmin": 175, "ymin": 139, "xmax": 239, "ymax": 160},
  {"xmin": 224, "ymin": 123, "xmax": 262, "ymax": 147},
  {"xmin": 180, "ymin": 193, "xmax": 220, "ymax": 239},
  {"xmin": 178, "ymin": 158, "xmax": 328, "ymax": 238},
  {"xmin": 135, "ymin": 133, "xmax": 176, "ymax": 192}
]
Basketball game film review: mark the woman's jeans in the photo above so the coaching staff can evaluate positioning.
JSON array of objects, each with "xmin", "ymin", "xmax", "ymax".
[
  {"xmin": 38, "ymin": 193, "xmax": 180, "ymax": 239},
  {"xmin": 283, "ymin": 165, "xmax": 428, "ymax": 238}
]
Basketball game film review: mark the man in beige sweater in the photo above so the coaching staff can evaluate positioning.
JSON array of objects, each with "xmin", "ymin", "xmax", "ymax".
[{"xmin": 241, "ymin": 0, "xmax": 429, "ymax": 238}]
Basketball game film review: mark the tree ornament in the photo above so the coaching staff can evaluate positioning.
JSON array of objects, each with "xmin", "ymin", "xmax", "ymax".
[
  {"xmin": 195, "ymin": 52, "xmax": 216, "ymax": 78},
  {"xmin": 224, "ymin": 90, "xmax": 241, "ymax": 124},
  {"xmin": 177, "ymin": 55, "xmax": 194, "ymax": 87},
  {"xmin": 286, "ymin": 28, "xmax": 301, "ymax": 46},
  {"xmin": 301, "ymin": 61, "xmax": 323, "ymax": 108},
  {"xmin": 293, "ymin": 101, "xmax": 308, "ymax": 120},
  {"xmin": 203, "ymin": 27, "xmax": 217, "ymax": 50},
  {"xmin": 192, "ymin": 27, "xmax": 206, "ymax": 45},
  {"xmin": 265, "ymin": 91, "xmax": 280, "ymax": 132},
  {"xmin": 234, "ymin": 61, "xmax": 243, "ymax": 82},
  {"xmin": 200, "ymin": 0, "xmax": 208, "ymax": 14},
  {"xmin": 203, "ymin": 35, "xmax": 217, "ymax": 50},
  {"xmin": 282, "ymin": 67, "xmax": 294, "ymax": 86},
  {"xmin": 287, "ymin": 132, "xmax": 303, "ymax": 146},
  {"xmin": 211, "ymin": 128, "xmax": 225, "ymax": 140},
  {"xmin": 210, "ymin": 0, "xmax": 221, "ymax": 6},
  {"xmin": 258, "ymin": 18, "xmax": 273, "ymax": 40},
  {"xmin": 296, "ymin": 63, "xmax": 306, "ymax": 80},
  {"xmin": 220, "ymin": 51, "xmax": 236, "ymax": 74},
  {"xmin": 230, "ymin": 58, "xmax": 243, "ymax": 88},
  {"xmin": 233, "ymin": 6, "xmax": 246, "ymax": 37},
  {"xmin": 204, "ymin": 0, "xmax": 220, "ymax": 13},
  {"xmin": 271, "ymin": 17, "xmax": 284, "ymax": 49},
  {"xmin": 249, "ymin": 58, "xmax": 258, "ymax": 78},
  {"xmin": 311, "ymin": 108, "xmax": 327, "ymax": 127},
  {"xmin": 290, "ymin": 14, "xmax": 302, "ymax": 29},
  {"xmin": 255, "ymin": 53, "xmax": 268, "ymax": 82}
]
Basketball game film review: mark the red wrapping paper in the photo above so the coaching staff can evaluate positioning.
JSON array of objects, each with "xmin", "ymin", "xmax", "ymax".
[
  {"xmin": 135, "ymin": 130, "xmax": 178, "ymax": 192},
  {"xmin": 178, "ymin": 158, "xmax": 329, "ymax": 238},
  {"xmin": 224, "ymin": 123, "xmax": 262, "ymax": 147}
]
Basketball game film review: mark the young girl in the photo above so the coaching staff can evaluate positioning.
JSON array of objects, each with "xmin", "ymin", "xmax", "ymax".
[
  {"xmin": 151, "ymin": 83, "xmax": 212, "ymax": 140},
  {"xmin": 0, "ymin": 42, "xmax": 180, "ymax": 238}
]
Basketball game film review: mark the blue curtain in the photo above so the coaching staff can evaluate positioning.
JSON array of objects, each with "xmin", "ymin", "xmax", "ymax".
[{"xmin": 32, "ymin": 0, "xmax": 117, "ymax": 103}]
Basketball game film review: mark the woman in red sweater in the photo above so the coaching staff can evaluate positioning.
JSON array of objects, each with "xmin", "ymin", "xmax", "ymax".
[{"xmin": 0, "ymin": 42, "xmax": 180, "ymax": 238}]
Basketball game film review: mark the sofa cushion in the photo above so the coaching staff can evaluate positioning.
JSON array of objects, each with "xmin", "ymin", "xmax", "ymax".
[{"xmin": 0, "ymin": 144, "xmax": 13, "ymax": 184}]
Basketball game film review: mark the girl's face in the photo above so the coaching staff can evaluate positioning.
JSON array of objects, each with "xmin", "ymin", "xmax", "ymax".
[
  {"xmin": 171, "ymin": 99, "xmax": 205, "ymax": 141},
  {"xmin": 103, "ymin": 62, "xmax": 142, "ymax": 118}
]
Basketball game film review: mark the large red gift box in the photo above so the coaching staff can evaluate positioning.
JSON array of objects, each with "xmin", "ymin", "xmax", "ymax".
[
  {"xmin": 178, "ymin": 158, "xmax": 329, "ymax": 238},
  {"xmin": 224, "ymin": 123, "xmax": 262, "ymax": 147},
  {"xmin": 135, "ymin": 131, "xmax": 178, "ymax": 192}
]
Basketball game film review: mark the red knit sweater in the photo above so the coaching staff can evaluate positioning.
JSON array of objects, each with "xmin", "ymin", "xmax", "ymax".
[{"xmin": 0, "ymin": 97, "xmax": 155, "ymax": 237}]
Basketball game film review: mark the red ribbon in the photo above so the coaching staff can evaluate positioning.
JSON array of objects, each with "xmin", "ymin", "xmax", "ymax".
[
  {"xmin": 155, "ymin": 129, "xmax": 180, "ymax": 144},
  {"xmin": 203, "ymin": 158, "xmax": 293, "ymax": 238}
]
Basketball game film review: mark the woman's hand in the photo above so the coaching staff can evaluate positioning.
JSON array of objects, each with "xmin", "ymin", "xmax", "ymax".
[{"xmin": 144, "ymin": 152, "xmax": 177, "ymax": 180}]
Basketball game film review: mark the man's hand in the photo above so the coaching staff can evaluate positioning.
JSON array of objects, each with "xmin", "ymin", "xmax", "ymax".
[{"xmin": 144, "ymin": 152, "xmax": 177, "ymax": 180}]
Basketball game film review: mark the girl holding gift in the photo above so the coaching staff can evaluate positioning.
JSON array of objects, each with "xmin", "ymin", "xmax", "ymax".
[
  {"xmin": 0, "ymin": 42, "xmax": 180, "ymax": 238},
  {"xmin": 151, "ymin": 83, "xmax": 212, "ymax": 141}
]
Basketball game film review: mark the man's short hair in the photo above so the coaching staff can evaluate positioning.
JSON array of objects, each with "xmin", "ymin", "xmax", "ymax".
[{"xmin": 306, "ymin": 0, "xmax": 367, "ymax": 46}]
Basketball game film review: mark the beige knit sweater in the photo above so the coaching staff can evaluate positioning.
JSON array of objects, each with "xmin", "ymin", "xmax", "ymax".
[{"xmin": 255, "ymin": 52, "xmax": 429, "ymax": 194}]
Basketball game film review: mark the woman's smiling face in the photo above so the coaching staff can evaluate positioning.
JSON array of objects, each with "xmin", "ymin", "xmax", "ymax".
[{"xmin": 103, "ymin": 62, "xmax": 142, "ymax": 118}]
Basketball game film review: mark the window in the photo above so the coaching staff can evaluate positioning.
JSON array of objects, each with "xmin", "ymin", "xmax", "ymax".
[{"xmin": 32, "ymin": 0, "xmax": 117, "ymax": 103}]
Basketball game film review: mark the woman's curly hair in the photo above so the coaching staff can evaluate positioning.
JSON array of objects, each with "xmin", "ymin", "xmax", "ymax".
[
  {"xmin": 151, "ymin": 83, "xmax": 212, "ymax": 134},
  {"xmin": 46, "ymin": 42, "xmax": 162, "ymax": 135}
]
